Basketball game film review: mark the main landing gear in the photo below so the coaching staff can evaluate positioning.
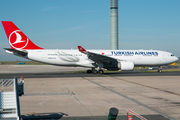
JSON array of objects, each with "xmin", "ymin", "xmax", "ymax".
[
  {"xmin": 87, "ymin": 68, "xmax": 104, "ymax": 74},
  {"xmin": 158, "ymin": 66, "xmax": 162, "ymax": 73}
]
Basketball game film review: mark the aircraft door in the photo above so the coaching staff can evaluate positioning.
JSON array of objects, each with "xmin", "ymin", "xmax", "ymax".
[
  {"xmin": 162, "ymin": 53, "xmax": 167, "ymax": 63},
  {"xmin": 42, "ymin": 51, "xmax": 47, "ymax": 59}
]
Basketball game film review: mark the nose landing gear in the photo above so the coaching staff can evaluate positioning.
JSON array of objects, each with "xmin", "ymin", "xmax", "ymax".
[{"xmin": 158, "ymin": 66, "xmax": 162, "ymax": 73}]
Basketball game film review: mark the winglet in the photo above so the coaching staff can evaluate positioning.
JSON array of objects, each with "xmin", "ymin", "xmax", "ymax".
[{"xmin": 78, "ymin": 46, "xmax": 86, "ymax": 52}]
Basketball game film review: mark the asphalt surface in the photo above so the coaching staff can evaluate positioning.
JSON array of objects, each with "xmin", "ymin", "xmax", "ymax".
[
  {"xmin": 0, "ymin": 71, "xmax": 180, "ymax": 79},
  {"xmin": 21, "ymin": 115, "xmax": 170, "ymax": 120},
  {"xmin": 1, "ymin": 65, "xmax": 180, "ymax": 120}
]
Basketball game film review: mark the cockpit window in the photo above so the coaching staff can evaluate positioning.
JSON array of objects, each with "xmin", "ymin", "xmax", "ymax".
[{"xmin": 171, "ymin": 54, "xmax": 174, "ymax": 56}]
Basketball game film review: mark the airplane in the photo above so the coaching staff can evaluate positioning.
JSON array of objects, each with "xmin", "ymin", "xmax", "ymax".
[{"xmin": 1, "ymin": 21, "xmax": 179, "ymax": 73}]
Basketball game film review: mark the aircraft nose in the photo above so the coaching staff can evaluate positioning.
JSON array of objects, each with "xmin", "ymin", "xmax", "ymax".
[
  {"xmin": 174, "ymin": 56, "xmax": 179, "ymax": 62},
  {"xmin": 175, "ymin": 56, "xmax": 179, "ymax": 61}
]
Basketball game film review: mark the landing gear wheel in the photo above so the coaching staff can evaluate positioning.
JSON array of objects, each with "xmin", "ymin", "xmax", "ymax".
[
  {"xmin": 98, "ymin": 70, "xmax": 104, "ymax": 74},
  {"xmin": 158, "ymin": 69, "xmax": 162, "ymax": 73},
  {"xmin": 87, "ymin": 70, "xmax": 92, "ymax": 73},
  {"xmin": 158, "ymin": 66, "xmax": 162, "ymax": 73},
  {"xmin": 93, "ymin": 70, "xmax": 97, "ymax": 74}
]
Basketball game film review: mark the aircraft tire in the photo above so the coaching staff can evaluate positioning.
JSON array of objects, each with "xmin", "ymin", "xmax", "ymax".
[
  {"xmin": 87, "ymin": 70, "xmax": 92, "ymax": 73},
  {"xmin": 99, "ymin": 70, "xmax": 104, "ymax": 74},
  {"xmin": 158, "ymin": 69, "xmax": 162, "ymax": 73},
  {"xmin": 93, "ymin": 70, "xmax": 97, "ymax": 74}
]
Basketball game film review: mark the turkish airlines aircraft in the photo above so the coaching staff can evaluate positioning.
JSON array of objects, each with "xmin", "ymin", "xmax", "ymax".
[{"xmin": 2, "ymin": 21, "xmax": 178, "ymax": 73}]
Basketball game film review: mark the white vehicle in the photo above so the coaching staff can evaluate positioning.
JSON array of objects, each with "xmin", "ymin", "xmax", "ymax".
[{"xmin": 2, "ymin": 21, "xmax": 178, "ymax": 73}]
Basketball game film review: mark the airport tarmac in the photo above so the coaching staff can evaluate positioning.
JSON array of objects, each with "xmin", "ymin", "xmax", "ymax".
[
  {"xmin": 0, "ymin": 65, "xmax": 88, "ymax": 74},
  {"xmin": 0, "ymin": 65, "xmax": 180, "ymax": 120}
]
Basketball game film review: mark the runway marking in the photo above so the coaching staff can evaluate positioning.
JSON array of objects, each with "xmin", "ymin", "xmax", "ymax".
[
  {"xmin": 58, "ymin": 78, "xmax": 93, "ymax": 116},
  {"xmin": 82, "ymin": 76, "xmax": 176, "ymax": 120},
  {"xmin": 101, "ymin": 74, "xmax": 180, "ymax": 97},
  {"xmin": 127, "ymin": 109, "xmax": 147, "ymax": 120},
  {"xmin": 23, "ymin": 92, "xmax": 72, "ymax": 96},
  {"xmin": 82, "ymin": 77, "xmax": 148, "ymax": 120},
  {"xmin": 42, "ymin": 95, "xmax": 146, "ymax": 120}
]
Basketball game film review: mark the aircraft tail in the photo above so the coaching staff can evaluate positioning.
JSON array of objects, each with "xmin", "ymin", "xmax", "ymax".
[{"xmin": 1, "ymin": 21, "xmax": 43, "ymax": 50}]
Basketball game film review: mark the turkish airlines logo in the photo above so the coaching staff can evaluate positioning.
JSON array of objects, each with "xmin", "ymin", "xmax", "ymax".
[
  {"xmin": 9, "ymin": 30, "xmax": 29, "ymax": 49},
  {"xmin": 80, "ymin": 47, "xmax": 83, "ymax": 51}
]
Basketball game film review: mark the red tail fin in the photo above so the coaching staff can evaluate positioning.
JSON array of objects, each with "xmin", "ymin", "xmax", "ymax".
[{"xmin": 2, "ymin": 21, "xmax": 43, "ymax": 50}]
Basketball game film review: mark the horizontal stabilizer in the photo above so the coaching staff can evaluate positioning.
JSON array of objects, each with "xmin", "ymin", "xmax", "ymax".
[{"xmin": 4, "ymin": 48, "xmax": 28, "ymax": 56}]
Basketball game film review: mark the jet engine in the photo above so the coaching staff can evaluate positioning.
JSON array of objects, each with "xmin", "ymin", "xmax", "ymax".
[{"xmin": 117, "ymin": 61, "xmax": 134, "ymax": 70}]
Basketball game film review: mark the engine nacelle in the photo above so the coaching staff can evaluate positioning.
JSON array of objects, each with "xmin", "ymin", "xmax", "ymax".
[{"xmin": 118, "ymin": 61, "xmax": 134, "ymax": 71}]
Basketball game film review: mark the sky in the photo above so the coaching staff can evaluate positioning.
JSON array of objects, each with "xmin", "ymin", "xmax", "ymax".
[{"xmin": 0, "ymin": 0, "xmax": 180, "ymax": 61}]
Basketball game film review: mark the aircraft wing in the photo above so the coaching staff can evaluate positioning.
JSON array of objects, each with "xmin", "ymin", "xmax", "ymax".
[
  {"xmin": 78, "ymin": 46, "xmax": 117, "ymax": 63},
  {"xmin": 4, "ymin": 48, "xmax": 28, "ymax": 56}
]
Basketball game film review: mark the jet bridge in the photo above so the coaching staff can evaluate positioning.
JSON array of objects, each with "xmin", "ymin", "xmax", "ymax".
[{"xmin": 0, "ymin": 77, "xmax": 24, "ymax": 120}]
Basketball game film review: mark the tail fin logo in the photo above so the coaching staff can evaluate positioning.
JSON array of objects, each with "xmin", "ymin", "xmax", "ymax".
[{"xmin": 9, "ymin": 30, "xmax": 29, "ymax": 49}]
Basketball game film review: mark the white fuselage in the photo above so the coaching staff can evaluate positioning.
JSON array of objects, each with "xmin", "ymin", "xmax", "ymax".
[{"xmin": 24, "ymin": 49, "xmax": 178, "ymax": 68}]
